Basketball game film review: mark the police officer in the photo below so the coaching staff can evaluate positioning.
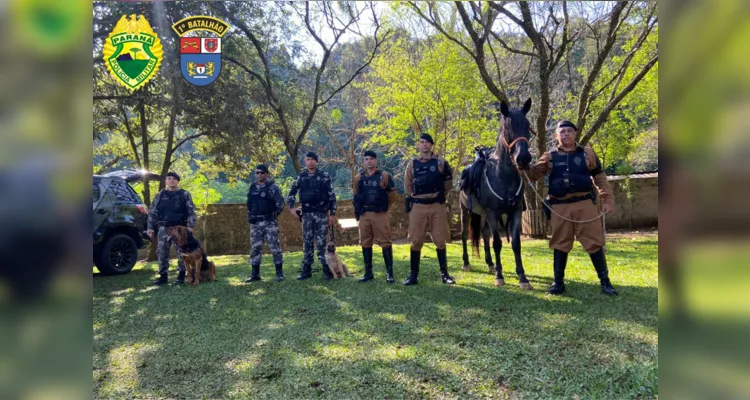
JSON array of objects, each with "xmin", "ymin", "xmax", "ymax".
[
  {"xmin": 246, "ymin": 164, "xmax": 285, "ymax": 282},
  {"xmin": 403, "ymin": 133, "xmax": 455, "ymax": 286},
  {"xmin": 522, "ymin": 120, "xmax": 617, "ymax": 295},
  {"xmin": 352, "ymin": 150, "xmax": 397, "ymax": 283},
  {"xmin": 287, "ymin": 152, "xmax": 338, "ymax": 280},
  {"xmin": 147, "ymin": 172, "xmax": 197, "ymax": 286}
]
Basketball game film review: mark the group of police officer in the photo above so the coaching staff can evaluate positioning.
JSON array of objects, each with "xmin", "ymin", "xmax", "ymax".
[{"xmin": 148, "ymin": 122, "xmax": 617, "ymax": 296}]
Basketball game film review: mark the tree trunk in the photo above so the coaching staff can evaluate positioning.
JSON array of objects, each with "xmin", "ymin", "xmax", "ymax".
[
  {"xmin": 135, "ymin": 97, "xmax": 160, "ymax": 262},
  {"xmin": 525, "ymin": 75, "xmax": 551, "ymax": 238}
]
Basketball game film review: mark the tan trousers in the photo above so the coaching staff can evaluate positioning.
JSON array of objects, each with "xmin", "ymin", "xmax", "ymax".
[
  {"xmin": 408, "ymin": 202, "xmax": 449, "ymax": 251},
  {"xmin": 358, "ymin": 211, "xmax": 392, "ymax": 248},
  {"xmin": 550, "ymin": 199, "xmax": 604, "ymax": 253}
]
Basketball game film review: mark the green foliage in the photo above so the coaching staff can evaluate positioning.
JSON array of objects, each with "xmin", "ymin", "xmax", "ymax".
[
  {"xmin": 362, "ymin": 35, "xmax": 499, "ymax": 170},
  {"xmin": 565, "ymin": 17, "xmax": 658, "ymax": 172}
]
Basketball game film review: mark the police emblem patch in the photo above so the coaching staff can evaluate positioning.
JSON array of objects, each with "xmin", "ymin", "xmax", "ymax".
[
  {"xmin": 103, "ymin": 15, "xmax": 163, "ymax": 91},
  {"xmin": 172, "ymin": 16, "xmax": 228, "ymax": 86},
  {"xmin": 574, "ymin": 157, "xmax": 582, "ymax": 166},
  {"xmin": 260, "ymin": 192, "xmax": 266, "ymax": 197},
  {"xmin": 430, "ymin": 166, "xmax": 436, "ymax": 172}
]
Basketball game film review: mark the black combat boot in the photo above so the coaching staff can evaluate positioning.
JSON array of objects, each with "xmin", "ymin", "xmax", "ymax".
[
  {"xmin": 437, "ymin": 248, "xmax": 455, "ymax": 284},
  {"xmin": 275, "ymin": 263, "xmax": 284, "ymax": 282},
  {"xmin": 360, "ymin": 247, "xmax": 374, "ymax": 282},
  {"xmin": 245, "ymin": 265, "xmax": 262, "ymax": 283},
  {"xmin": 152, "ymin": 273, "xmax": 168, "ymax": 286},
  {"xmin": 174, "ymin": 270, "xmax": 186, "ymax": 285},
  {"xmin": 383, "ymin": 246, "xmax": 395, "ymax": 284},
  {"xmin": 297, "ymin": 264, "xmax": 312, "ymax": 280},
  {"xmin": 547, "ymin": 250, "xmax": 568, "ymax": 295},
  {"xmin": 321, "ymin": 262, "xmax": 332, "ymax": 281},
  {"xmin": 403, "ymin": 250, "xmax": 420, "ymax": 286},
  {"xmin": 590, "ymin": 249, "xmax": 618, "ymax": 296}
]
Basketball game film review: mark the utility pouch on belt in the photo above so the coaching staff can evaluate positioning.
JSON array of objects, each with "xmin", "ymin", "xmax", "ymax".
[
  {"xmin": 405, "ymin": 196, "xmax": 413, "ymax": 213},
  {"xmin": 542, "ymin": 198, "xmax": 552, "ymax": 221}
]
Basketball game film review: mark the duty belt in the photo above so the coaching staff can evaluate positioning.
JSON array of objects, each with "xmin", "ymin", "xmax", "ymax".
[
  {"xmin": 547, "ymin": 193, "xmax": 594, "ymax": 205},
  {"xmin": 412, "ymin": 197, "xmax": 441, "ymax": 205}
]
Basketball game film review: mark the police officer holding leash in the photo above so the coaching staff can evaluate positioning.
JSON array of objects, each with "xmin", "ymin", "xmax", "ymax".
[
  {"xmin": 246, "ymin": 164, "xmax": 285, "ymax": 282},
  {"xmin": 147, "ymin": 172, "xmax": 197, "ymax": 286},
  {"xmin": 521, "ymin": 120, "xmax": 617, "ymax": 296},
  {"xmin": 353, "ymin": 150, "xmax": 397, "ymax": 283},
  {"xmin": 287, "ymin": 152, "xmax": 338, "ymax": 280}
]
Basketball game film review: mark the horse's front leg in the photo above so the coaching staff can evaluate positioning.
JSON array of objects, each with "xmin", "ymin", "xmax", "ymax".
[
  {"xmin": 461, "ymin": 207, "xmax": 471, "ymax": 271},
  {"xmin": 486, "ymin": 210, "xmax": 504, "ymax": 287},
  {"xmin": 510, "ymin": 211, "xmax": 532, "ymax": 290},
  {"xmin": 483, "ymin": 220, "xmax": 495, "ymax": 273}
]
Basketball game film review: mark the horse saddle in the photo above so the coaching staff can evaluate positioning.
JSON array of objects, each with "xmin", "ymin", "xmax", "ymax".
[{"xmin": 460, "ymin": 146, "xmax": 493, "ymax": 198}]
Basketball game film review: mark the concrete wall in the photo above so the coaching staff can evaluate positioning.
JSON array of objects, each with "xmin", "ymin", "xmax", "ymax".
[
  {"xmin": 194, "ymin": 176, "xmax": 657, "ymax": 256},
  {"xmin": 604, "ymin": 176, "xmax": 658, "ymax": 230}
]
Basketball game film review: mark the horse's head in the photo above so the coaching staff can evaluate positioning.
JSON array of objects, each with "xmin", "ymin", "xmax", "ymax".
[{"xmin": 495, "ymin": 98, "xmax": 533, "ymax": 170}]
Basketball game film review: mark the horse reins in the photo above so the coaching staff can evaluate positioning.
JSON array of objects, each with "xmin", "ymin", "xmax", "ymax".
[
  {"xmin": 501, "ymin": 117, "xmax": 607, "ymax": 248},
  {"xmin": 483, "ymin": 117, "xmax": 526, "ymax": 202},
  {"xmin": 521, "ymin": 171, "xmax": 607, "ymax": 250}
]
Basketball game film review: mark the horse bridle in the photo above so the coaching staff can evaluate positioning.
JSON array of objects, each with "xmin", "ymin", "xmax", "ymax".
[
  {"xmin": 500, "ymin": 116, "xmax": 531, "ymax": 152},
  {"xmin": 484, "ymin": 116, "xmax": 529, "ymax": 201}
]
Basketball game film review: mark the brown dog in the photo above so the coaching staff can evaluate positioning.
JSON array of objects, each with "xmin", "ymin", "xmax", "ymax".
[
  {"xmin": 166, "ymin": 225, "xmax": 216, "ymax": 286},
  {"xmin": 324, "ymin": 241, "xmax": 352, "ymax": 279}
]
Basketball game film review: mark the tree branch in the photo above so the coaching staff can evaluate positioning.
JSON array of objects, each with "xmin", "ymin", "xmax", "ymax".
[
  {"xmin": 406, "ymin": 1, "xmax": 476, "ymax": 57},
  {"xmin": 580, "ymin": 54, "xmax": 658, "ymax": 145},
  {"xmin": 95, "ymin": 156, "xmax": 122, "ymax": 174},
  {"xmin": 172, "ymin": 131, "xmax": 211, "ymax": 153},
  {"xmin": 575, "ymin": 1, "xmax": 627, "ymax": 132}
]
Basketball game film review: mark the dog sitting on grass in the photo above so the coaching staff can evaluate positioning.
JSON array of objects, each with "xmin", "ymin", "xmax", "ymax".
[
  {"xmin": 166, "ymin": 225, "xmax": 216, "ymax": 286},
  {"xmin": 324, "ymin": 241, "xmax": 352, "ymax": 279}
]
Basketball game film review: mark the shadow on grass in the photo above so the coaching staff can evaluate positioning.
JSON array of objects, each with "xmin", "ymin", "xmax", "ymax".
[{"xmin": 94, "ymin": 240, "xmax": 657, "ymax": 399}]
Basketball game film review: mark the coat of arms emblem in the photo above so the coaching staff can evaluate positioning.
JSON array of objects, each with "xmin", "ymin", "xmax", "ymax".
[
  {"xmin": 102, "ymin": 15, "xmax": 163, "ymax": 91},
  {"xmin": 172, "ymin": 16, "xmax": 229, "ymax": 86}
]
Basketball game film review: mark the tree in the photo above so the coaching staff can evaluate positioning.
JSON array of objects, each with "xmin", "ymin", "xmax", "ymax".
[
  {"xmin": 362, "ymin": 34, "xmax": 498, "ymax": 178},
  {"xmin": 212, "ymin": 1, "xmax": 392, "ymax": 172},
  {"xmin": 404, "ymin": 1, "xmax": 658, "ymax": 211},
  {"xmin": 93, "ymin": 1, "xmax": 277, "ymax": 259}
]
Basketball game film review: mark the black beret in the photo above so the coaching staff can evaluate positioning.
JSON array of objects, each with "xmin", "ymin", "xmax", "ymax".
[
  {"xmin": 419, "ymin": 133, "xmax": 434, "ymax": 144},
  {"xmin": 254, "ymin": 164, "xmax": 268, "ymax": 173},
  {"xmin": 305, "ymin": 152, "xmax": 319, "ymax": 162},
  {"xmin": 363, "ymin": 150, "xmax": 377, "ymax": 159},
  {"xmin": 558, "ymin": 120, "xmax": 578, "ymax": 130},
  {"xmin": 166, "ymin": 171, "xmax": 180, "ymax": 181}
]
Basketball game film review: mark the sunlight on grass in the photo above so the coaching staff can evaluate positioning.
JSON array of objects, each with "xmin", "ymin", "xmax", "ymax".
[{"xmin": 94, "ymin": 237, "xmax": 658, "ymax": 399}]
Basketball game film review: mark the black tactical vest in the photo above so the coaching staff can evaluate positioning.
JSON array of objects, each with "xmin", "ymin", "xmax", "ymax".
[
  {"xmin": 298, "ymin": 171, "xmax": 327, "ymax": 212},
  {"xmin": 157, "ymin": 189, "xmax": 188, "ymax": 225},
  {"xmin": 412, "ymin": 158, "xmax": 443, "ymax": 196},
  {"xmin": 248, "ymin": 183, "xmax": 275, "ymax": 216},
  {"xmin": 359, "ymin": 170, "xmax": 389, "ymax": 212},
  {"xmin": 548, "ymin": 148, "xmax": 593, "ymax": 198}
]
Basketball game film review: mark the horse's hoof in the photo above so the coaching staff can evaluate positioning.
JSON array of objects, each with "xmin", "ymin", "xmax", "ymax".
[
  {"xmin": 462, "ymin": 265, "xmax": 471, "ymax": 272},
  {"xmin": 494, "ymin": 279, "xmax": 505, "ymax": 287},
  {"xmin": 519, "ymin": 282, "xmax": 533, "ymax": 290}
]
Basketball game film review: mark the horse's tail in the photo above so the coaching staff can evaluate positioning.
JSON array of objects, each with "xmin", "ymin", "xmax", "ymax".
[{"xmin": 468, "ymin": 212, "xmax": 482, "ymax": 257}]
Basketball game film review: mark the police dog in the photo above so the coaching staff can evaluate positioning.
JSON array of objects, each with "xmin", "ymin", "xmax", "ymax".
[
  {"xmin": 166, "ymin": 225, "xmax": 216, "ymax": 286},
  {"xmin": 324, "ymin": 241, "xmax": 352, "ymax": 279}
]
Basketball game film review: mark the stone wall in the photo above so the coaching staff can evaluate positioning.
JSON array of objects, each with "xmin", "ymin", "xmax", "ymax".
[{"xmin": 194, "ymin": 176, "xmax": 657, "ymax": 256}]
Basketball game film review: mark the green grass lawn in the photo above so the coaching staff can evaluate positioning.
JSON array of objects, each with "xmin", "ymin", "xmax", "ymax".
[{"xmin": 93, "ymin": 236, "xmax": 658, "ymax": 399}]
